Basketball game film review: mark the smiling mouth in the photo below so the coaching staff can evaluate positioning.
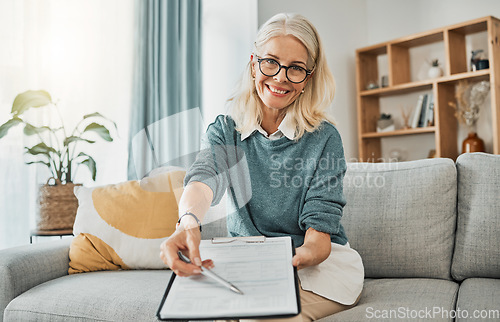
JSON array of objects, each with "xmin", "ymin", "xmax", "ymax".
[{"xmin": 266, "ymin": 84, "xmax": 289, "ymax": 95}]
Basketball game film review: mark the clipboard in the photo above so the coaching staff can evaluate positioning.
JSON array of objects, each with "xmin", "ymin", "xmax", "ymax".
[{"xmin": 157, "ymin": 236, "xmax": 301, "ymax": 320}]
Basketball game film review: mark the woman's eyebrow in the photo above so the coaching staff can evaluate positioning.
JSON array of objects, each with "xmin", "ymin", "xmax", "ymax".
[{"xmin": 264, "ymin": 53, "xmax": 307, "ymax": 66}]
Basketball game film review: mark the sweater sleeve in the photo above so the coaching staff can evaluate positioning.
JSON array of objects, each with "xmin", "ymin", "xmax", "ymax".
[
  {"xmin": 184, "ymin": 116, "xmax": 230, "ymax": 205},
  {"xmin": 298, "ymin": 128, "xmax": 347, "ymax": 238}
]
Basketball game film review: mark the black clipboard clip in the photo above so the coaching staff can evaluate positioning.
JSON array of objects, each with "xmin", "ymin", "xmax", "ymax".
[{"xmin": 211, "ymin": 236, "xmax": 266, "ymax": 244}]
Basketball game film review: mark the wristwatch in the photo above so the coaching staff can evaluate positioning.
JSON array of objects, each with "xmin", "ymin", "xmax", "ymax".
[{"xmin": 177, "ymin": 212, "xmax": 202, "ymax": 232}]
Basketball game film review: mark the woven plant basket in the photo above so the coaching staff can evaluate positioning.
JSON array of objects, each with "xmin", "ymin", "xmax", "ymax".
[{"xmin": 37, "ymin": 179, "xmax": 82, "ymax": 230}]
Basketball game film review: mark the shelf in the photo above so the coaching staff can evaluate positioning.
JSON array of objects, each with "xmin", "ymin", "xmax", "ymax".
[
  {"xmin": 393, "ymin": 31, "xmax": 444, "ymax": 48},
  {"xmin": 356, "ymin": 16, "xmax": 500, "ymax": 161},
  {"xmin": 437, "ymin": 69, "xmax": 490, "ymax": 84},
  {"xmin": 360, "ymin": 80, "xmax": 433, "ymax": 97},
  {"xmin": 356, "ymin": 44, "xmax": 387, "ymax": 55},
  {"xmin": 360, "ymin": 69, "xmax": 490, "ymax": 97},
  {"xmin": 361, "ymin": 127, "xmax": 436, "ymax": 138},
  {"xmin": 448, "ymin": 18, "xmax": 488, "ymax": 35}
]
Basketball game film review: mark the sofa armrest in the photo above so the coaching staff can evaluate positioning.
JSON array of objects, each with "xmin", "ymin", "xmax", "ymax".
[{"xmin": 0, "ymin": 239, "xmax": 71, "ymax": 321}]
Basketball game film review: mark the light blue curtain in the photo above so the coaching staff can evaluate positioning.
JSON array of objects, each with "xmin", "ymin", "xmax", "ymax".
[{"xmin": 128, "ymin": 0, "xmax": 202, "ymax": 179}]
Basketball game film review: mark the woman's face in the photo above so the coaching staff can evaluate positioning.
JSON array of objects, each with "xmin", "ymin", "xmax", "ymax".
[{"xmin": 252, "ymin": 35, "xmax": 311, "ymax": 113}]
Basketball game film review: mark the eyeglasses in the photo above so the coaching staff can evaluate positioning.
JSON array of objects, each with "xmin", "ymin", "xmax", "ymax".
[{"xmin": 256, "ymin": 57, "xmax": 312, "ymax": 84}]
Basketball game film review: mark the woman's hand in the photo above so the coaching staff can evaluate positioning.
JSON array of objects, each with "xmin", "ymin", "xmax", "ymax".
[
  {"xmin": 160, "ymin": 217, "xmax": 213, "ymax": 277},
  {"xmin": 292, "ymin": 227, "xmax": 331, "ymax": 270},
  {"xmin": 160, "ymin": 181, "xmax": 214, "ymax": 276}
]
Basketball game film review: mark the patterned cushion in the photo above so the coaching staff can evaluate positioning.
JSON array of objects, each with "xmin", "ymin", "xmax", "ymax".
[
  {"xmin": 341, "ymin": 158, "xmax": 457, "ymax": 279},
  {"xmin": 452, "ymin": 153, "xmax": 500, "ymax": 281},
  {"xmin": 68, "ymin": 167, "xmax": 185, "ymax": 274}
]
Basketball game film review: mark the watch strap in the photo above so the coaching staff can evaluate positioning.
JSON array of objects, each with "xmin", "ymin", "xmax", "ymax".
[{"xmin": 177, "ymin": 212, "xmax": 202, "ymax": 232}]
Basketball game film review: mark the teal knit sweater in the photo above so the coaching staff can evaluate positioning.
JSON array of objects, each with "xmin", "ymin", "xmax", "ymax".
[{"xmin": 185, "ymin": 115, "xmax": 348, "ymax": 247}]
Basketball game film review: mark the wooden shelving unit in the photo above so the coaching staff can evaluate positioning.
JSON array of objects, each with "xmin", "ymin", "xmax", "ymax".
[{"xmin": 355, "ymin": 16, "xmax": 500, "ymax": 162}]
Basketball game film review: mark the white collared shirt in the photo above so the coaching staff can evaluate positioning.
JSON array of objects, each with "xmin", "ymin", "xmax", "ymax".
[{"xmin": 240, "ymin": 113, "xmax": 296, "ymax": 141}]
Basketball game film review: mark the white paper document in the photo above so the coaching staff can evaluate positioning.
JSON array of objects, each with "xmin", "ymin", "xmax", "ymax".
[{"xmin": 157, "ymin": 236, "xmax": 300, "ymax": 320}]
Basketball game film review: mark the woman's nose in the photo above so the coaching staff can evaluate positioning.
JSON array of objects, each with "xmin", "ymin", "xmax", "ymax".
[{"xmin": 273, "ymin": 67, "xmax": 288, "ymax": 82}]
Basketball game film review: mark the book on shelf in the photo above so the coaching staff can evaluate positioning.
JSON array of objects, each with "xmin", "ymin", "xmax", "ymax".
[
  {"xmin": 425, "ymin": 93, "xmax": 434, "ymax": 126},
  {"xmin": 411, "ymin": 94, "xmax": 424, "ymax": 128},
  {"xmin": 417, "ymin": 94, "xmax": 428, "ymax": 128},
  {"xmin": 411, "ymin": 93, "xmax": 433, "ymax": 128}
]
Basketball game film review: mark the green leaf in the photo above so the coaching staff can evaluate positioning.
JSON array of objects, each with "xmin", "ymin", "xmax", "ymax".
[
  {"xmin": 82, "ymin": 123, "xmax": 113, "ymax": 142},
  {"xmin": 23, "ymin": 123, "xmax": 52, "ymax": 136},
  {"xmin": 84, "ymin": 112, "xmax": 118, "ymax": 132},
  {"xmin": 0, "ymin": 117, "xmax": 23, "ymax": 139},
  {"xmin": 26, "ymin": 160, "xmax": 51, "ymax": 168},
  {"xmin": 64, "ymin": 136, "xmax": 95, "ymax": 146},
  {"xmin": 80, "ymin": 154, "xmax": 97, "ymax": 181},
  {"xmin": 25, "ymin": 142, "xmax": 58, "ymax": 156},
  {"xmin": 12, "ymin": 90, "xmax": 52, "ymax": 116}
]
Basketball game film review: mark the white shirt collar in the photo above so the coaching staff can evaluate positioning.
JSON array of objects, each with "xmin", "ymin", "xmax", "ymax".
[{"xmin": 240, "ymin": 113, "xmax": 296, "ymax": 141}]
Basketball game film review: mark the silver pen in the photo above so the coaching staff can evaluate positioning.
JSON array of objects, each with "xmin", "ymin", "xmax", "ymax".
[{"xmin": 177, "ymin": 250, "xmax": 244, "ymax": 295}]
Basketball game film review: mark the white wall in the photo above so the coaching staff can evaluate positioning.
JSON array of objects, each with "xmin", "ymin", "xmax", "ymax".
[
  {"xmin": 257, "ymin": 0, "xmax": 367, "ymax": 161},
  {"xmin": 366, "ymin": 0, "xmax": 500, "ymax": 43},
  {"xmin": 201, "ymin": 0, "xmax": 258, "ymax": 127}
]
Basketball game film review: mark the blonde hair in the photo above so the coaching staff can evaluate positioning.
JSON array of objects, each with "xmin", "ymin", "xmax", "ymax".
[{"xmin": 227, "ymin": 13, "xmax": 336, "ymax": 139}]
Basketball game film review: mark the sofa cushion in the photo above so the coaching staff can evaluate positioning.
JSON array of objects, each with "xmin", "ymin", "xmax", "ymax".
[
  {"xmin": 69, "ymin": 167, "xmax": 185, "ymax": 274},
  {"xmin": 455, "ymin": 278, "xmax": 500, "ymax": 321},
  {"xmin": 342, "ymin": 158, "xmax": 457, "ymax": 279},
  {"xmin": 318, "ymin": 278, "xmax": 459, "ymax": 322},
  {"xmin": 4, "ymin": 270, "xmax": 172, "ymax": 321},
  {"xmin": 452, "ymin": 153, "xmax": 500, "ymax": 281}
]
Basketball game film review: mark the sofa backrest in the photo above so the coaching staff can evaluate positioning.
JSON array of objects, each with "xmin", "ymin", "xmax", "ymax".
[
  {"xmin": 341, "ymin": 158, "xmax": 457, "ymax": 280},
  {"xmin": 451, "ymin": 152, "xmax": 500, "ymax": 281}
]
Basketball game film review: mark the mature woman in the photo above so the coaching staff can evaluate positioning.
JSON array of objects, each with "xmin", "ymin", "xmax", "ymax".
[{"xmin": 160, "ymin": 13, "xmax": 364, "ymax": 321}]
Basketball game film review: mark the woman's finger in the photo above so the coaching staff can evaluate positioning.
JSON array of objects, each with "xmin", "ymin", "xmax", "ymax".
[
  {"xmin": 160, "ymin": 230, "xmax": 202, "ymax": 276},
  {"xmin": 202, "ymin": 259, "xmax": 214, "ymax": 269},
  {"xmin": 185, "ymin": 229, "xmax": 203, "ymax": 267}
]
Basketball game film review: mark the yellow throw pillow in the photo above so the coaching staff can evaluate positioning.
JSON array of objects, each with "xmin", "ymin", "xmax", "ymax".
[{"xmin": 68, "ymin": 167, "xmax": 185, "ymax": 274}]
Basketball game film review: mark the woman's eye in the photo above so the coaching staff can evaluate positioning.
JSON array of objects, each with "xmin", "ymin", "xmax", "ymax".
[
  {"xmin": 265, "ymin": 59, "xmax": 279, "ymax": 65},
  {"xmin": 290, "ymin": 65, "xmax": 305, "ymax": 72}
]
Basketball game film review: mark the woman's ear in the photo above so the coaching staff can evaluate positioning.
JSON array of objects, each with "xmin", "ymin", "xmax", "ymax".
[{"xmin": 250, "ymin": 54, "xmax": 258, "ymax": 78}]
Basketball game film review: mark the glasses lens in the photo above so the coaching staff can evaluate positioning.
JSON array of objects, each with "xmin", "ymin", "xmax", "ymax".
[
  {"xmin": 259, "ymin": 59, "xmax": 280, "ymax": 76},
  {"xmin": 258, "ymin": 58, "xmax": 308, "ymax": 83},
  {"xmin": 286, "ymin": 66, "xmax": 307, "ymax": 83}
]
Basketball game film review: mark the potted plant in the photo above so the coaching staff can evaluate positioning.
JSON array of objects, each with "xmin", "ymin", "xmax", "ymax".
[
  {"xmin": 0, "ymin": 90, "xmax": 116, "ymax": 230},
  {"xmin": 428, "ymin": 59, "xmax": 443, "ymax": 78}
]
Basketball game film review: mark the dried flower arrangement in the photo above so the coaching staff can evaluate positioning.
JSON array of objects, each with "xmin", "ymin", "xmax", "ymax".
[
  {"xmin": 400, "ymin": 105, "xmax": 412, "ymax": 129},
  {"xmin": 449, "ymin": 80, "xmax": 490, "ymax": 130}
]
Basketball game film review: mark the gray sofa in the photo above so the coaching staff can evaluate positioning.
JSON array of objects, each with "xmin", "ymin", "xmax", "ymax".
[{"xmin": 2, "ymin": 152, "xmax": 499, "ymax": 321}]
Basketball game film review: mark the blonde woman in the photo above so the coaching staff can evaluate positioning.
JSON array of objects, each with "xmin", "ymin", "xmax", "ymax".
[{"xmin": 160, "ymin": 13, "xmax": 364, "ymax": 320}]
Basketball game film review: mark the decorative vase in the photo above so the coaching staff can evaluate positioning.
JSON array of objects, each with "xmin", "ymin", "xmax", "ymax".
[
  {"xmin": 428, "ymin": 66, "xmax": 443, "ymax": 78},
  {"xmin": 37, "ymin": 181, "xmax": 81, "ymax": 230},
  {"xmin": 462, "ymin": 132, "xmax": 485, "ymax": 154}
]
